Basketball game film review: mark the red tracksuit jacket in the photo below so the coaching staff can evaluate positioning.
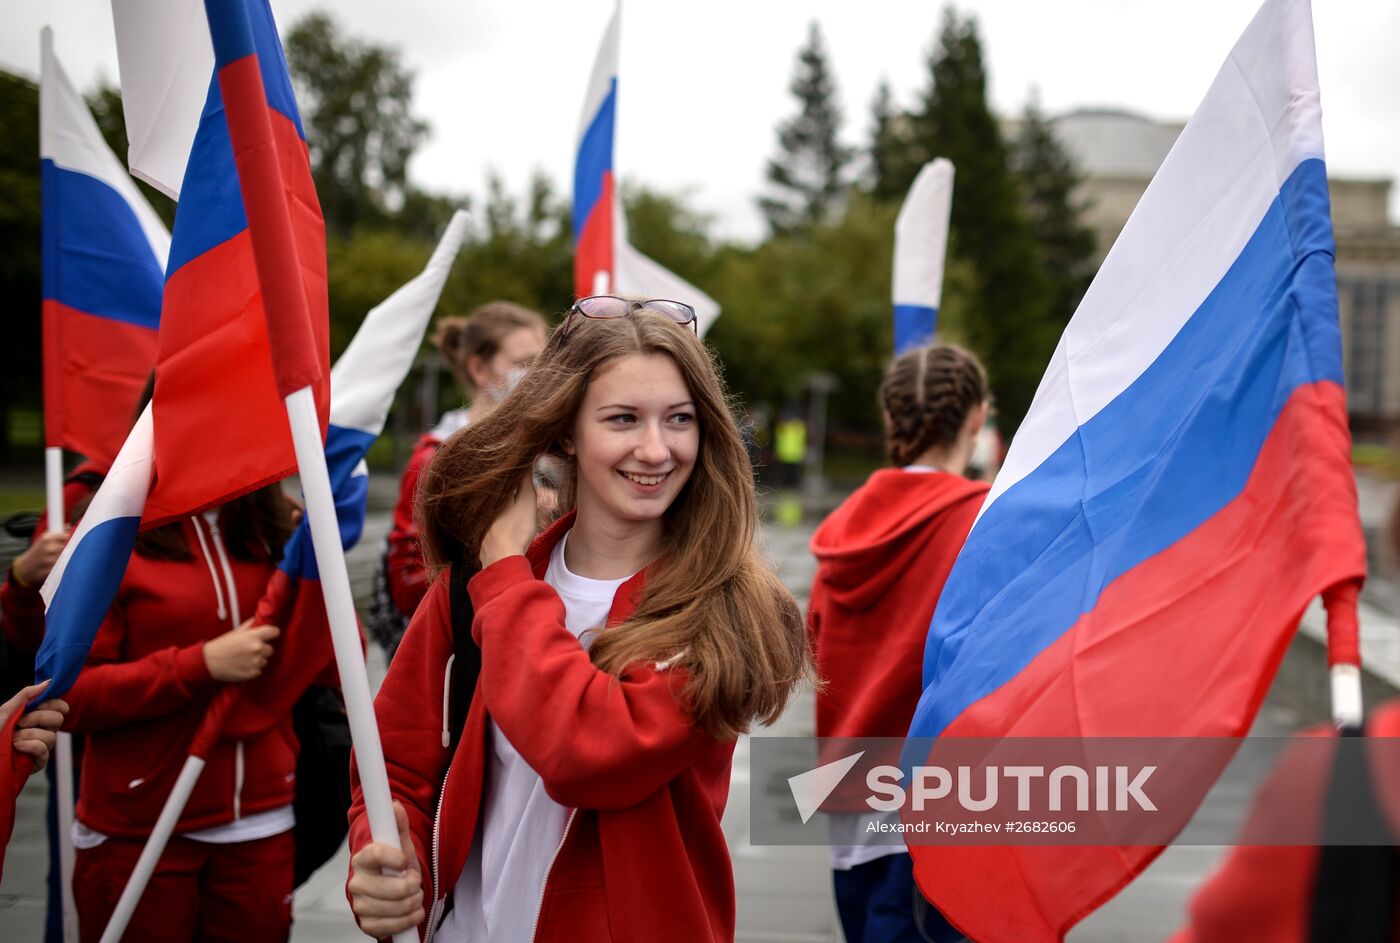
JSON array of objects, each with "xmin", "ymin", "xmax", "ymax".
[
  {"xmin": 808, "ymin": 468, "xmax": 989, "ymax": 739},
  {"xmin": 63, "ymin": 514, "xmax": 299, "ymax": 838},
  {"xmin": 348, "ymin": 514, "xmax": 737, "ymax": 942}
]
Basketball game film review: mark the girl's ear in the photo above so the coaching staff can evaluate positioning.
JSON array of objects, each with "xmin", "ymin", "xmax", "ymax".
[{"xmin": 559, "ymin": 436, "xmax": 576, "ymax": 456}]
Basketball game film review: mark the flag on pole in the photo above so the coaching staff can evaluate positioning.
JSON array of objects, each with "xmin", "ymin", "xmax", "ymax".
[
  {"xmin": 36, "ymin": 405, "xmax": 153, "ymax": 700},
  {"xmin": 138, "ymin": 0, "xmax": 328, "ymax": 527},
  {"xmin": 906, "ymin": 0, "xmax": 1365, "ymax": 939},
  {"xmin": 572, "ymin": 6, "xmax": 619, "ymax": 299},
  {"xmin": 570, "ymin": 6, "xmax": 721, "ymax": 335},
  {"xmin": 40, "ymin": 30, "xmax": 168, "ymax": 465},
  {"xmin": 892, "ymin": 158, "xmax": 953, "ymax": 355}
]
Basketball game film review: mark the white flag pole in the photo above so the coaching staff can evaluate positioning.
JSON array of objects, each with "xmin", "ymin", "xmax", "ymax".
[
  {"xmin": 284, "ymin": 387, "xmax": 416, "ymax": 943},
  {"xmin": 97, "ymin": 757, "xmax": 205, "ymax": 943},
  {"xmin": 40, "ymin": 24, "xmax": 79, "ymax": 943}
]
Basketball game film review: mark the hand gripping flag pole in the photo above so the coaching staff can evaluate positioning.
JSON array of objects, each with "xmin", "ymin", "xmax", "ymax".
[{"xmin": 892, "ymin": 158, "xmax": 954, "ymax": 355}]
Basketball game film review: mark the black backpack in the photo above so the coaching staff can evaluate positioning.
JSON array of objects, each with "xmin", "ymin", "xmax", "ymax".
[{"xmin": 445, "ymin": 556, "xmax": 483, "ymax": 759}]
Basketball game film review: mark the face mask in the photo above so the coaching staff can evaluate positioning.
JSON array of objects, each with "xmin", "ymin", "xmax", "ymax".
[{"xmin": 482, "ymin": 366, "xmax": 527, "ymax": 404}]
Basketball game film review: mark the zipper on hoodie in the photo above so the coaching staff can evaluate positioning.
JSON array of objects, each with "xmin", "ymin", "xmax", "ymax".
[
  {"xmin": 233, "ymin": 743, "xmax": 245, "ymax": 820},
  {"xmin": 424, "ymin": 762, "xmax": 450, "ymax": 942},
  {"xmin": 529, "ymin": 809, "xmax": 577, "ymax": 943},
  {"xmin": 424, "ymin": 654, "xmax": 455, "ymax": 942}
]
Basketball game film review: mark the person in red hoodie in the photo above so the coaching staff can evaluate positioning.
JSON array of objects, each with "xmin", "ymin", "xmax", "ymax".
[
  {"xmin": 62, "ymin": 485, "xmax": 297, "ymax": 943},
  {"xmin": 808, "ymin": 343, "xmax": 991, "ymax": 943},
  {"xmin": 368, "ymin": 301, "xmax": 548, "ymax": 658},
  {"xmin": 346, "ymin": 298, "xmax": 812, "ymax": 942}
]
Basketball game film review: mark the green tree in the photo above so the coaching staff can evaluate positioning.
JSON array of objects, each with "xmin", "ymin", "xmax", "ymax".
[
  {"xmin": 758, "ymin": 21, "xmax": 854, "ymax": 237},
  {"xmin": 285, "ymin": 11, "xmax": 429, "ymax": 235},
  {"xmin": 85, "ymin": 83, "xmax": 176, "ymax": 226},
  {"xmin": 1013, "ymin": 95, "xmax": 1097, "ymax": 329},
  {"xmin": 866, "ymin": 79, "xmax": 916, "ymax": 202},
  {"xmin": 0, "ymin": 71, "xmax": 41, "ymax": 454},
  {"xmin": 621, "ymin": 183, "xmax": 717, "ymax": 286},
  {"xmin": 901, "ymin": 9, "xmax": 1055, "ymax": 434}
]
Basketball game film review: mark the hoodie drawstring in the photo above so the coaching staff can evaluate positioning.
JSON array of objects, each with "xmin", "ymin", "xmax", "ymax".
[
  {"xmin": 191, "ymin": 516, "xmax": 228, "ymax": 622},
  {"xmin": 203, "ymin": 511, "xmax": 242, "ymax": 626},
  {"xmin": 441, "ymin": 654, "xmax": 455, "ymax": 750}
]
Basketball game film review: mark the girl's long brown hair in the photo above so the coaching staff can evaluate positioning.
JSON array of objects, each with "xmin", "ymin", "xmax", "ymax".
[{"xmin": 420, "ymin": 310, "xmax": 811, "ymax": 741}]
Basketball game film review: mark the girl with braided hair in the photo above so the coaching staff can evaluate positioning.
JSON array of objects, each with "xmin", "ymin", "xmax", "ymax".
[{"xmin": 808, "ymin": 343, "xmax": 991, "ymax": 943}]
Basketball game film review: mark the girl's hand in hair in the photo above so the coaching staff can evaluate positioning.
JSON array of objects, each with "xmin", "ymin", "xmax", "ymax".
[
  {"xmin": 348, "ymin": 802, "xmax": 425, "ymax": 938},
  {"xmin": 480, "ymin": 472, "xmax": 538, "ymax": 569},
  {"xmin": 202, "ymin": 619, "xmax": 281, "ymax": 682},
  {"xmin": 1, "ymin": 681, "xmax": 69, "ymax": 771}
]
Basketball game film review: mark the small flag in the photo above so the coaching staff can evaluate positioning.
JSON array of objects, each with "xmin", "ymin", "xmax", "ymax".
[{"xmin": 892, "ymin": 159, "xmax": 953, "ymax": 355}]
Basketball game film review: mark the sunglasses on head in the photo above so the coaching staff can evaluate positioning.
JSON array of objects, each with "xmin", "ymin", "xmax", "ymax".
[{"xmin": 561, "ymin": 295, "xmax": 699, "ymax": 342}]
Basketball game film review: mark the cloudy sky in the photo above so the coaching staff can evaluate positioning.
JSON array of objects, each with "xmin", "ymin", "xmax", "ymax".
[{"xmin": 3, "ymin": 0, "xmax": 1397, "ymax": 242}]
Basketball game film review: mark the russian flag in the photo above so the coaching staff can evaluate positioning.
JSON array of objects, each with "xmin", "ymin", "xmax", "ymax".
[
  {"xmin": 40, "ymin": 29, "xmax": 168, "ymax": 466},
  {"xmin": 906, "ymin": 1, "xmax": 1366, "ymax": 939},
  {"xmin": 570, "ymin": 7, "xmax": 722, "ymax": 334},
  {"xmin": 141, "ymin": 0, "xmax": 328, "ymax": 527},
  {"xmin": 892, "ymin": 159, "xmax": 953, "ymax": 355},
  {"xmin": 573, "ymin": 6, "xmax": 619, "ymax": 298},
  {"xmin": 36, "ymin": 404, "xmax": 153, "ymax": 700}
]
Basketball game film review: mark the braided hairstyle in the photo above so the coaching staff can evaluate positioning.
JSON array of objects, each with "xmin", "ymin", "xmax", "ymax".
[{"xmin": 880, "ymin": 343, "xmax": 988, "ymax": 467}]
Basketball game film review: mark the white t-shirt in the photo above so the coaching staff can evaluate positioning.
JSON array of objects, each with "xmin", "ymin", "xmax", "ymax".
[{"xmin": 437, "ymin": 530, "xmax": 631, "ymax": 942}]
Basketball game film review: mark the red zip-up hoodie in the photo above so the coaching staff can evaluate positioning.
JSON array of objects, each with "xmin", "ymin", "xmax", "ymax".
[
  {"xmin": 63, "ymin": 513, "xmax": 299, "ymax": 838},
  {"xmin": 348, "ymin": 514, "xmax": 737, "ymax": 943},
  {"xmin": 809, "ymin": 468, "xmax": 989, "ymax": 739}
]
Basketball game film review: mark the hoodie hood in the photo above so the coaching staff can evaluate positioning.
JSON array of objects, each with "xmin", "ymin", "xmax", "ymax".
[{"xmin": 810, "ymin": 468, "xmax": 988, "ymax": 610}]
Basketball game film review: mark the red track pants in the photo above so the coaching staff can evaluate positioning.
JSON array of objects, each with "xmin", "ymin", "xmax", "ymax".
[{"xmin": 74, "ymin": 830, "xmax": 294, "ymax": 943}]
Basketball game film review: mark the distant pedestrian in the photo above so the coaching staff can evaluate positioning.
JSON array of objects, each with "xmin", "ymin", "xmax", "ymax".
[
  {"xmin": 346, "ymin": 297, "xmax": 811, "ymax": 942},
  {"xmin": 368, "ymin": 301, "xmax": 547, "ymax": 658},
  {"xmin": 775, "ymin": 412, "xmax": 807, "ymax": 488},
  {"xmin": 808, "ymin": 343, "xmax": 991, "ymax": 943}
]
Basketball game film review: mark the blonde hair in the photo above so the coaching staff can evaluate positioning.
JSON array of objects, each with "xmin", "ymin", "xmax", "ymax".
[
  {"xmin": 433, "ymin": 300, "xmax": 547, "ymax": 396},
  {"xmin": 420, "ymin": 310, "xmax": 811, "ymax": 740},
  {"xmin": 880, "ymin": 343, "xmax": 988, "ymax": 466}
]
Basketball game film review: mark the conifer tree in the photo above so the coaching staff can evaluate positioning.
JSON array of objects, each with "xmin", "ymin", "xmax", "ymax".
[
  {"xmin": 759, "ymin": 22, "xmax": 854, "ymax": 236},
  {"xmin": 1014, "ymin": 96, "xmax": 1098, "ymax": 329},
  {"xmin": 906, "ymin": 9, "xmax": 1055, "ymax": 434}
]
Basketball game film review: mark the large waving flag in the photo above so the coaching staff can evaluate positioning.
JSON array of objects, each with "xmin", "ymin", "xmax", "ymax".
[
  {"xmin": 36, "ymin": 405, "xmax": 153, "ymax": 700},
  {"xmin": 40, "ymin": 29, "xmax": 168, "ymax": 465},
  {"xmin": 892, "ymin": 159, "xmax": 953, "ymax": 355},
  {"xmin": 140, "ymin": 0, "xmax": 328, "ymax": 527},
  {"xmin": 906, "ymin": 1, "xmax": 1365, "ymax": 940},
  {"xmin": 571, "ymin": 6, "xmax": 721, "ymax": 336}
]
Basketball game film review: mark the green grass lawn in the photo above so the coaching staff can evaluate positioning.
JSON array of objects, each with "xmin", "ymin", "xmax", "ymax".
[{"xmin": 0, "ymin": 489, "xmax": 45, "ymax": 517}]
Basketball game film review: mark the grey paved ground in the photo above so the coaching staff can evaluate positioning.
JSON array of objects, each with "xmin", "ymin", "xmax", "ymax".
[{"xmin": 2, "ymin": 474, "xmax": 1397, "ymax": 941}]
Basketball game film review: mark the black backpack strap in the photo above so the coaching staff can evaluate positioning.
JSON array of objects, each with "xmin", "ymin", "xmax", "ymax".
[
  {"xmin": 1307, "ymin": 725, "xmax": 1400, "ymax": 943},
  {"xmin": 446, "ymin": 556, "xmax": 482, "ymax": 759}
]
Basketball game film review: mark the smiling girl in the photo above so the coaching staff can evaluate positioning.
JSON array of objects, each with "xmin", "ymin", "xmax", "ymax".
[{"xmin": 346, "ymin": 299, "xmax": 810, "ymax": 942}]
